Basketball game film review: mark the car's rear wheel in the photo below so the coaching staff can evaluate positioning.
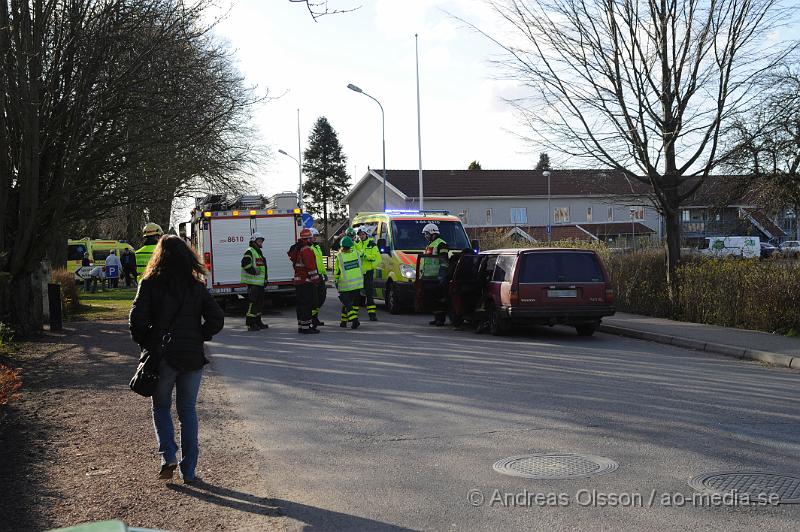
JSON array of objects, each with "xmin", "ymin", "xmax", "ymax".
[
  {"xmin": 489, "ymin": 305, "xmax": 511, "ymax": 336},
  {"xmin": 575, "ymin": 323, "xmax": 597, "ymax": 336},
  {"xmin": 384, "ymin": 282, "xmax": 402, "ymax": 314}
]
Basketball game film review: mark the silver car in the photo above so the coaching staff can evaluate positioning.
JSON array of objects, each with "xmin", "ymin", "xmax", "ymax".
[{"xmin": 779, "ymin": 240, "xmax": 800, "ymax": 256}]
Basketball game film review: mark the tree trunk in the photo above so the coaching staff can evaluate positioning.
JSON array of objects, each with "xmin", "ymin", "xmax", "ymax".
[
  {"xmin": 9, "ymin": 271, "xmax": 41, "ymax": 335},
  {"xmin": 663, "ymin": 208, "xmax": 682, "ymax": 316}
]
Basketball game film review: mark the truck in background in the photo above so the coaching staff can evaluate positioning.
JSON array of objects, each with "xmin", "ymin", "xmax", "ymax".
[
  {"xmin": 182, "ymin": 193, "xmax": 302, "ymax": 305},
  {"xmin": 699, "ymin": 236, "xmax": 760, "ymax": 259}
]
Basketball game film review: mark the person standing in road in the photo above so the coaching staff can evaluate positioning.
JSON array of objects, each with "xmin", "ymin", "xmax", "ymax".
[
  {"xmin": 129, "ymin": 235, "xmax": 225, "ymax": 484},
  {"xmin": 105, "ymin": 250, "xmax": 122, "ymax": 289},
  {"xmin": 309, "ymin": 228, "xmax": 327, "ymax": 328},
  {"xmin": 334, "ymin": 236, "xmax": 364, "ymax": 329},
  {"xmin": 289, "ymin": 228, "xmax": 322, "ymax": 334},
  {"xmin": 356, "ymin": 227, "xmax": 381, "ymax": 321},
  {"xmin": 136, "ymin": 222, "xmax": 164, "ymax": 274},
  {"xmin": 241, "ymin": 232, "xmax": 268, "ymax": 332},
  {"xmin": 422, "ymin": 223, "xmax": 449, "ymax": 326}
]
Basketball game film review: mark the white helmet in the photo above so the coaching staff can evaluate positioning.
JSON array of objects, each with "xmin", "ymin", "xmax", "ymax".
[
  {"xmin": 249, "ymin": 232, "xmax": 265, "ymax": 242},
  {"xmin": 309, "ymin": 227, "xmax": 320, "ymax": 236},
  {"xmin": 421, "ymin": 223, "xmax": 440, "ymax": 236}
]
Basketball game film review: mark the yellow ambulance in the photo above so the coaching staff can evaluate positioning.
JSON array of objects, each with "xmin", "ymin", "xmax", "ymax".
[
  {"xmin": 351, "ymin": 210, "xmax": 473, "ymax": 313},
  {"xmin": 67, "ymin": 238, "xmax": 135, "ymax": 278}
]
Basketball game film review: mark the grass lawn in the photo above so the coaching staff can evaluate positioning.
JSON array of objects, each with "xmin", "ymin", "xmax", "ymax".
[{"xmin": 69, "ymin": 287, "xmax": 137, "ymax": 321}]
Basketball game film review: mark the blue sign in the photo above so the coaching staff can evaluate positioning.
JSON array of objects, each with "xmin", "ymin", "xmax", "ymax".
[
  {"xmin": 301, "ymin": 213, "xmax": 314, "ymax": 228},
  {"xmin": 106, "ymin": 265, "xmax": 119, "ymax": 279}
]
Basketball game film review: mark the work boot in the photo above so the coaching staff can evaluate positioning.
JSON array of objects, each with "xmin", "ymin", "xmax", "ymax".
[
  {"xmin": 351, "ymin": 319, "xmax": 360, "ymax": 330},
  {"xmin": 312, "ymin": 317, "xmax": 325, "ymax": 327},
  {"xmin": 429, "ymin": 319, "xmax": 445, "ymax": 326},
  {"xmin": 340, "ymin": 321, "xmax": 348, "ymax": 328},
  {"xmin": 257, "ymin": 318, "xmax": 269, "ymax": 330},
  {"xmin": 369, "ymin": 314, "xmax": 378, "ymax": 322},
  {"xmin": 246, "ymin": 317, "xmax": 259, "ymax": 331},
  {"xmin": 298, "ymin": 327, "xmax": 320, "ymax": 334}
]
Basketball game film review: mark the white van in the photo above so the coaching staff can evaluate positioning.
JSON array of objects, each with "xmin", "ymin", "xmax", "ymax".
[{"xmin": 700, "ymin": 236, "xmax": 760, "ymax": 259}]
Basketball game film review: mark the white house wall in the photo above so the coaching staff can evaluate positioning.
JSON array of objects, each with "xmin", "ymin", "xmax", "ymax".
[{"xmin": 346, "ymin": 177, "xmax": 407, "ymax": 216}]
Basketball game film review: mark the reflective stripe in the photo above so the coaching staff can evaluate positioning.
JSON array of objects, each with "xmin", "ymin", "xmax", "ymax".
[
  {"xmin": 241, "ymin": 247, "xmax": 267, "ymax": 285},
  {"xmin": 135, "ymin": 244, "xmax": 157, "ymax": 271},
  {"xmin": 336, "ymin": 250, "xmax": 363, "ymax": 292}
]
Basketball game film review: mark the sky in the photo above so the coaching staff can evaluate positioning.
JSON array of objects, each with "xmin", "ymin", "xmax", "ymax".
[{"xmin": 203, "ymin": 0, "xmax": 534, "ymax": 199}]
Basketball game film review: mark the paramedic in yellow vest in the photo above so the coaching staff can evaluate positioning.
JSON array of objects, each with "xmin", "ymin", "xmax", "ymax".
[
  {"xmin": 241, "ymin": 232, "xmax": 268, "ymax": 331},
  {"xmin": 422, "ymin": 223, "xmax": 449, "ymax": 326},
  {"xmin": 136, "ymin": 222, "xmax": 163, "ymax": 274},
  {"xmin": 309, "ymin": 227, "xmax": 327, "ymax": 327},
  {"xmin": 334, "ymin": 236, "xmax": 364, "ymax": 330},
  {"xmin": 355, "ymin": 226, "xmax": 381, "ymax": 321}
]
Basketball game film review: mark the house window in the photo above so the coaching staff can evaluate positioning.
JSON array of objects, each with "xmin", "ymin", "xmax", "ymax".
[
  {"xmin": 630, "ymin": 206, "xmax": 645, "ymax": 220},
  {"xmin": 486, "ymin": 208, "xmax": 492, "ymax": 225},
  {"xmin": 459, "ymin": 209, "xmax": 469, "ymax": 224},
  {"xmin": 510, "ymin": 207, "xmax": 528, "ymax": 225},
  {"xmin": 554, "ymin": 207, "xmax": 570, "ymax": 224},
  {"xmin": 682, "ymin": 210, "xmax": 690, "ymax": 222},
  {"xmin": 607, "ymin": 207, "xmax": 614, "ymax": 221},
  {"xmin": 586, "ymin": 207, "xmax": 593, "ymax": 222}
]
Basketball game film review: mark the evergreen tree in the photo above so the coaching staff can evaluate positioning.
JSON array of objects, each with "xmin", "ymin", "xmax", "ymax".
[
  {"xmin": 468, "ymin": 160, "xmax": 482, "ymax": 170},
  {"xmin": 302, "ymin": 117, "xmax": 350, "ymax": 244},
  {"xmin": 535, "ymin": 152, "xmax": 550, "ymax": 170}
]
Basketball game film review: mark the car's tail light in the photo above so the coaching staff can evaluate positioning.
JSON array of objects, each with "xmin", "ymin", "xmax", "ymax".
[
  {"xmin": 605, "ymin": 286, "xmax": 615, "ymax": 304},
  {"xmin": 203, "ymin": 252, "xmax": 212, "ymax": 272},
  {"xmin": 510, "ymin": 288, "xmax": 520, "ymax": 305}
]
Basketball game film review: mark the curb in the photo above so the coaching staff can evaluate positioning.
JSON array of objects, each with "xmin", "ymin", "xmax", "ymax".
[{"xmin": 597, "ymin": 324, "xmax": 798, "ymax": 369}]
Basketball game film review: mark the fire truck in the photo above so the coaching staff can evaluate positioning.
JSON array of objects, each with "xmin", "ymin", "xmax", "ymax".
[{"xmin": 181, "ymin": 194, "xmax": 303, "ymax": 304}]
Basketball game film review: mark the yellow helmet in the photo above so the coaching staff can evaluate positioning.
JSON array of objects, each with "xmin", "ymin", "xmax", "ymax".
[{"xmin": 142, "ymin": 222, "xmax": 164, "ymax": 237}]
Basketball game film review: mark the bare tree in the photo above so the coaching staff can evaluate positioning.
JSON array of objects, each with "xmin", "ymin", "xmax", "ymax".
[
  {"xmin": 1, "ymin": 0, "xmax": 264, "ymax": 332},
  {"xmin": 289, "ymin": 0, "xmax": 360, "ymax": 21},
  {"xmin": 471, "ymin": 0, "xmax": 797, "ymax": 304}
]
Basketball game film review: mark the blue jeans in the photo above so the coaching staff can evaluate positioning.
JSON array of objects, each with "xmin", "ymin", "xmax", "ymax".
[{"xmin": 151, "ymin": 359, "xmax": 203, "ymax": 480}]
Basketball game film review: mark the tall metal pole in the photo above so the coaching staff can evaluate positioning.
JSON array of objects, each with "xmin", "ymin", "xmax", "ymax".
[
  {"xmin": 297, "ymin": 108, "xmax": 303, "ymax": 210},
  {"xmin": 544, "ymin": 171, "xmax": 552, "ymax": 242},
  {"xmin": 415, "ymin": 34, "xmax": 424, "ymax": 211}
]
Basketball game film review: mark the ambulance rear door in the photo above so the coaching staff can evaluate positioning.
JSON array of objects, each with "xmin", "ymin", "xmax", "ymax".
[{"xmin": 252, "ymin": 215, "xmax": 300, "ymax": 288}]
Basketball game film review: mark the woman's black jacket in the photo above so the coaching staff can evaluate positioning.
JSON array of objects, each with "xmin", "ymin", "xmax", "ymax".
[{"xmin": 129, "ymin": 278, "xmax": 224, "ymax": 371}]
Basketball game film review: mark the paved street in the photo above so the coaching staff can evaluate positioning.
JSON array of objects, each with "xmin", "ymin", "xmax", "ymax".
[{"xmin": 209, "ymin": 302, "xmax": 800, "ymax": 531}]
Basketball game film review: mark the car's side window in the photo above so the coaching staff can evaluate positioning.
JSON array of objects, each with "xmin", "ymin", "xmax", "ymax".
[
  {"xmin": 492, "ymin": 255, "xmax": 516, "ymax": 282},
  {"xmin": 378, "ymin": 222, "xmax": 389, "ymax": 246}
]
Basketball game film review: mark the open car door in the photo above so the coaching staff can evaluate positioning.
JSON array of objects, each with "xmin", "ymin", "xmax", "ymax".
[
  {"xmin": 449, "ymin": 253, "xmax": 482, "ymax": 319},
  {"xmin": 415, "ymin": 254, "xmax": 448, "ymax": 313}
]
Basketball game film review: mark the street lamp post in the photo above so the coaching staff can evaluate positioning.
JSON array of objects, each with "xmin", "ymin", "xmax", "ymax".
[
  {"xmin": 278, "ymin": 149, "xmax": 302, "ymax": 210},
  {"xmin": 543, "ymin": 171, "xmax": 552, "ymax": 242},
  {"xmin": 347, "ymin": 83, "xmax": 387, "ymax": 211}
]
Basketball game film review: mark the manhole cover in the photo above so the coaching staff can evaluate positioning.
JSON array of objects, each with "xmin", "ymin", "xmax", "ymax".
[
  {"xmin": 689, "ymin": 471, "xmax": 800, "ymax": 504},
  {"xmin": 493, "ymin": 453, "xmax": 619, "ymax": 479}
]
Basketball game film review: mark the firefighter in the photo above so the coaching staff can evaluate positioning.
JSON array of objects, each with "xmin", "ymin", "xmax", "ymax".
[
  {"xmin": 136, "ymin": 222, "xmax": 163, "ymax": 273},
  {"xmin": 356, "ymin": 226, "xmax": 381, "ymax": 321},
  {"xmin": 241, "ymin": 232, "xmax": 268, "ymax": 331},
  {"xmin": 422, "ymin": 223, "xmax": 449, "ymax": 326},
  {"xmin": 288, "ymin": 228, "xmax": 321, "ymax": 334},
  {"xmin": 334, "ymin": 236, "xmax": 364, "ymax": 329},
  {"xmin": 309, "ymin": 227, "xmax": 327, "ymax": 327}
]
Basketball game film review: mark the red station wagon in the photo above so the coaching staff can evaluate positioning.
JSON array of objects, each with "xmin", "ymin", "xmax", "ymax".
[{"xmin": 422, "ymin": 248, "xmax": 615, "ymax": 336}]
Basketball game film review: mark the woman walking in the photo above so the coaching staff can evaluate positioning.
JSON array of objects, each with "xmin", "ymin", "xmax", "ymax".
[{"xmin": 129, "ymin": 235, "xmax": 224, "ymax": 483}]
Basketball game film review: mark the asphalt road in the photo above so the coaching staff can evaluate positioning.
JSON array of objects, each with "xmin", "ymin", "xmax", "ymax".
[{"xmin": 208, "ymin": 300, "xmax": 800, "ymax": 531}]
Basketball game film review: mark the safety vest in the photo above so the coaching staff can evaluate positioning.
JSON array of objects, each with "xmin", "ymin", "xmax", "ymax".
[
  {"xmin": 135, "ymin": 244, "xmax": 157, "ymax": 271},
  {"xmin": 241, "ymin": 246, "xmax": 267, "ymax": 286},
  {"xmin": 311, "ymin": 244, "xmax": 326, "ymax": 277},
  {"xmin": 335, "ymin": 249, "xmax": 364, "ymax": 292},
  {"xmin": 360, "ymin": 241, "xmax": 380, "ymax": 273},
  {"xmin": 423, "ymin": 237, "xmax": 448, "ymax": 277}
]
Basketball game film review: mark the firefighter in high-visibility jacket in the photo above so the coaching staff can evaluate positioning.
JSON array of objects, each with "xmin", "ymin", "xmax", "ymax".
[
  {"xmin": 135, "ymin": 222, "xmax": 163, "ymax": 274},
  {"xmin": 288, "ymin": 228, "xmax": 322, "ymax": 334},
  {"xmin": 309, "ymin": 228, "xmax": 327, "ymax": 327},
  {"xmin": 334, "ymin": 236, "xmax": 364, "ymax": 329},
  {"xmin": 355, "ymin": 226, "xmax": 381, "ymax": 321},
  {"xmin": 422, "ymin": 223, "xmax": 450, "ymax": 326},
  {"xmin": 241, "ymin": 232, "xmax": 268, "ymax": 331}
]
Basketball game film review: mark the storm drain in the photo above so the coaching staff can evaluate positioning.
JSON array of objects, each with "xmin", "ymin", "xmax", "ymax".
[
  {"xmin": 688, "ymin": 471, "xmax": 800, "ymax": 504},
  {"xmin": 493, "ymin": 453, "xmax": 619, "ymax": 480}
]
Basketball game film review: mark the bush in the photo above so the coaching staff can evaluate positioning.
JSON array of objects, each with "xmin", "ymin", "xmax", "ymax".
[
  {"xmin": 606, "ymin": 249, "xmax": 672, "ymax": 317},
  {"xmin": 51, "ymin": 269, "xmax": 80, "ymax": 314},
  {"xmin": 0, "ymin": 364, "xmax": 22, "ymax": 406},
  {"xmin": 0, "ymin": 322, "xmax": 14, "ymax": 345}
]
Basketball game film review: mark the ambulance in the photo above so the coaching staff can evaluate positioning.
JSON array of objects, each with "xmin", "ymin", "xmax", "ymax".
[
  {"xmin": 350, "ymin": 210, "xmax": 474, "ymax": 313},
  {"xmin": 67, "ymin": 238, "xmax": 135, "ymax": 280},
  {"xmin": 181, "ymin": 195, "xmax": 303, "ymax": 305}
]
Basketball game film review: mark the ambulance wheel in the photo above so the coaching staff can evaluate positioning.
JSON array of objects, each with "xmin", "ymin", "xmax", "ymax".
[{"xmin": 384, "ymin": 282, "xmax": 402, "ymax": 315}]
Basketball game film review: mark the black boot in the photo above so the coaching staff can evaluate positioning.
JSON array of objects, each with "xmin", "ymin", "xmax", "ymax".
[
  {"xmin": 369, "ymin": 314, "xmax": 378, "ymax": 322},
  {"xmin": 257, "ymin": 318, "xmax": 269, "ymax": 330},
  {"xmin": 340, "ymin": 321, "xmax": 348, "ymax": 328},
  {"xmin": 312, "ymin": 317, "xmax": 325, "ymax": 327},
  {"xmin": 246, "ymin": 317, "xmax": 259, "ymax": 331},
  {"xmin": 299, "ymin": 326, "xmax": 320, "ymax": 334},
  {"xmin": 351, "ymin": 319, "xmax": 360, "ymax": 330}
]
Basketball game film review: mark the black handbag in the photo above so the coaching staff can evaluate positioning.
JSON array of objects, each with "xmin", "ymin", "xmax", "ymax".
[{"xmin": 129, "ymin": 289, "xmax": 187, "ymax": 397}]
